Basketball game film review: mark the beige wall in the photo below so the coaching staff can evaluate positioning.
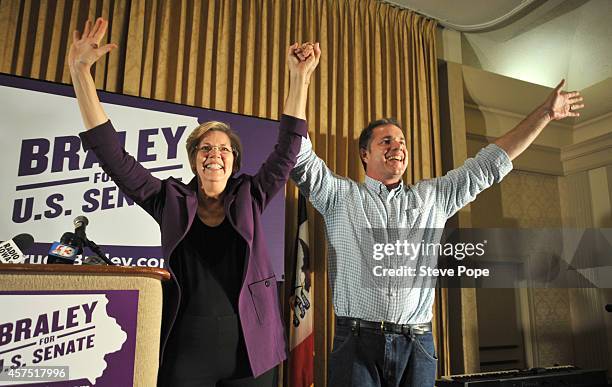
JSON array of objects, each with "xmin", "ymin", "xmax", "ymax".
[
  {"xmin": 456, "ymin": 64, "xmax": 612, "ymax": 373},
  {"xmin": 460, "ymin": 0, "xmax": 612, "ymax": 91}
]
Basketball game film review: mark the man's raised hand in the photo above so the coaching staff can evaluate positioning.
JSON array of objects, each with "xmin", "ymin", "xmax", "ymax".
[{"xmin": 544, "ymin": 79, "xmax": 585, "ymax": 120}]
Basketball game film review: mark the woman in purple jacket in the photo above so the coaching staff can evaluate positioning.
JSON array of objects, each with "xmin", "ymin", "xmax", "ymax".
[{"xmin": 68, "ymin": 18, "xmax": 320, "ymax": 387}]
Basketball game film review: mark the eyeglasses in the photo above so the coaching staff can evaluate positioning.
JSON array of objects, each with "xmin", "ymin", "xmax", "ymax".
[{"xmin": 196, "ymin": 145, "xmax": 237, "ymax": 156}]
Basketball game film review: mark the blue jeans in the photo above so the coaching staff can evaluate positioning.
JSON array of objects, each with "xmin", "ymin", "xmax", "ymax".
[{"xmin": 328, "ymin": 322, "xmax": 437, "ymax": 387}]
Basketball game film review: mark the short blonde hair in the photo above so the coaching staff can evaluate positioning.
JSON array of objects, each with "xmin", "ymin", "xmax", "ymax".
[{"xmin": 185, "ymin": 121, "xmax": 242, "ymax": 175}]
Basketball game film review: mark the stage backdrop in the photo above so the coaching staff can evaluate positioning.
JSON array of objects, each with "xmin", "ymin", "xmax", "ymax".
[{"xmin": 0, "ymin": 73, "xmax": 286, "ymax": 279}]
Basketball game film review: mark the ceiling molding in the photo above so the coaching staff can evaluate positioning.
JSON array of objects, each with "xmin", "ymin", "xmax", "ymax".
[
  {"xmin": 468, "ymin": 133, "xmax": 564, "ymax": 176},
  {"xmin": 382, "ymin": 0, "xmax": 539, "ymax": 32},
  {"xmin": 574, "ymin": 111, "xmax": 612, "ymax": 130}
]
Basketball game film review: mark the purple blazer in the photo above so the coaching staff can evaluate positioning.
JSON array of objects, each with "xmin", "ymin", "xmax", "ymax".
[{"xmin": 80, "ymin": 115, "xmax": 307, "ymax": 377}]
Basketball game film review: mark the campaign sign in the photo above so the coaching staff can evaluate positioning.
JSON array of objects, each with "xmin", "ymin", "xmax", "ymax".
[
  {"xmin": 0, "ymin": 74, "xmax": 286, "ymax": 279},
  {"xmin": 0, "ymin": 290, "xmax": 138, "ymax": 386}
]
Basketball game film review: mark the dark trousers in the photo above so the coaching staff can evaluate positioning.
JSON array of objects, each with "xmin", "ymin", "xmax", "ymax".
[
  {"xmin": 328, "ymin": 322, "xmax": 437, "ymax": 387},
  {"xmin": 158, "ymin": 314, "xmax": 275, "ymax": 387}
]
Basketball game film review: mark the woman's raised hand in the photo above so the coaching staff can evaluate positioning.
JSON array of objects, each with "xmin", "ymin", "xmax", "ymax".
[
  {"xmin": 68, "ymin": 17, "xmax": 117, "ymax": 71},
  {"xmin": 287, "ymin": 42, "xmax": 321, "ymax": 84},
  {"xmin": 283, "ymin": 42, "xmax": 320, "ymax": 119}
]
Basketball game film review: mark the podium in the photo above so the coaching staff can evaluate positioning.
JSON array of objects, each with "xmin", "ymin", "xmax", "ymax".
[{"xmin": 0, "ymin": 264, "xmax": 170, "ymax": 386}]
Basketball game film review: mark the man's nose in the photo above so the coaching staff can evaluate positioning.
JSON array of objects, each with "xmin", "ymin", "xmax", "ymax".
[{"xmin": 391, "ymin": 140, "xmax": 404, "ymax": 149}]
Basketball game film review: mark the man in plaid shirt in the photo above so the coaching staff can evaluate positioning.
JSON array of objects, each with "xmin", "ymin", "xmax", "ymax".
[{"xmin": 290, "ymin": 79, "xmax": 583, "ymax": 387}]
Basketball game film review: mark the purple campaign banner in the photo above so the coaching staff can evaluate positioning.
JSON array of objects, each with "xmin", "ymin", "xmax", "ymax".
[
  {"xmin": 0, "ymin": 290, "xmax": 138, "ymax": 386},
  {"xmin": 0, "ymin": 73, "xmax": 286, "ymax": 280}
]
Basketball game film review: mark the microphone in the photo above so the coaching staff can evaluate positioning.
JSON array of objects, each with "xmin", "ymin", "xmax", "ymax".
[
  {"xmin": 605, "ymin": 304, "xmax": 612, "ymax": 313},
  {"xmin": 48, "ymin": 216, "xmax": 87, "ymax": 264},
  {"xmin": 47, "ymin": 232, "xmax": 82, "ymax": 264},
  {"xmin": 48, "ymin": 216, "xmax": 115, "ymax": 266},
  {"xmin": 73, "ymin": 215, "xmax": 114, "ymax": 265},
  {"xmin": 74, "ymin": 216, "xmax": 88, "ymax": 243},
  {"xmin": 0, "ymin": 234, "xmax": 35, "ymax": 264}
]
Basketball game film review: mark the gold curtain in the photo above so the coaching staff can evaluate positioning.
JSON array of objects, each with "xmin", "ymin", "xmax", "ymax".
[{"xmin": 0, "ymin": 0, "xmax": 443, "ymax": 384}]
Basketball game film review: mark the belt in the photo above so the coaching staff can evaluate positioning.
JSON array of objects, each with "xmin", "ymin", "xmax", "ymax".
[{"xmin": 336, "ymin": 316, "xmax": 432, "ymax": 335}]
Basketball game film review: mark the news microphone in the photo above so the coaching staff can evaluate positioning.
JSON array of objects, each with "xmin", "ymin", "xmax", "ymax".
[
  {"xmin": 74, "ymin": 216, "xmax": 88, "ymax": 242},
  {"xmin": 73, "ymin": 215, "xmax": 115, "ymax": 266},
  {"xmin": 0, "ymin": 233, "xmax": 35, "ymax": 264},
  {"xmin": 48, "ymin": 216, "xmax": 115, "ymax": 266},
  {"xmin": 47, "ymin": 232, "xmax": 82, "ymax": 264},
  {"xmin": 605, "ymin": 304, "xmax": 612, "ymax": 313}
]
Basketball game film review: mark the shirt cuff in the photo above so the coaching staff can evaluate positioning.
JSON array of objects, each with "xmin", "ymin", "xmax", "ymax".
[
  {"xmin": 280, "ymin": 114, "xmax": 308, "ymax": 138},
  {"xmin": 79, "ymin": 120, "xmax": 117, "ymax": 151},
  {"xmin": 482, "ymin": 143, "xmax": 513, "ymax": 179}
]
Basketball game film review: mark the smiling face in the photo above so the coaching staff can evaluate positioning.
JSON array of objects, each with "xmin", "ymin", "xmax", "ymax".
[
  {"xmin": 360, "ymin": 124, "xmax": 408, "ymax": 185},
  {"xmin": 195, "ymin": 130, "xmax": 235, "ymax": 185}
]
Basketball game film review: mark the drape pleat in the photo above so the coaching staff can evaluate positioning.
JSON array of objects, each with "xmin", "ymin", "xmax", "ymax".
[{"xmin": 0, "ymin": 0, "xmax": 442, "ymax": 384}]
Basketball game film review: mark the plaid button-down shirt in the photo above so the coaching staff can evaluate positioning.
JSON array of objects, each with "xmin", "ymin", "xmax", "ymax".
[{"xmin": 291, "ymin": 136, "xmax": 513, "ymax": 324}]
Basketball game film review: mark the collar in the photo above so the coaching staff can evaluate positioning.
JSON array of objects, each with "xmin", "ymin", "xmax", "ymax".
[{"xmin": 364, "ymin": 175, "xmax": 404, "ymax": 195}]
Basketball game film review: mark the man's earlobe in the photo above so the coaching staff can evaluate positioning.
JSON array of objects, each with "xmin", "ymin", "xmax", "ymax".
[{"xmin": 360, "ymin": 153, "xmax": 368, "ymax": 171}]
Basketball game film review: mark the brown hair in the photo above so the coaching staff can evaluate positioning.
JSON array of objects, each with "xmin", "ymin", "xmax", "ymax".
[{"xmin": 185, "ymin": 121, "xmax": 242, "ymax": 175}]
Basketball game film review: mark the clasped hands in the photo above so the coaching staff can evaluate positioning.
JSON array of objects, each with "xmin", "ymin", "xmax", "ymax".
[
  {"xmin": 287, "ymin": 41, "xmax": 321, "ymax": 83},
  {"xmin": 293, "ymin": 42, "xmax": 316, "ymax": 62}
]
